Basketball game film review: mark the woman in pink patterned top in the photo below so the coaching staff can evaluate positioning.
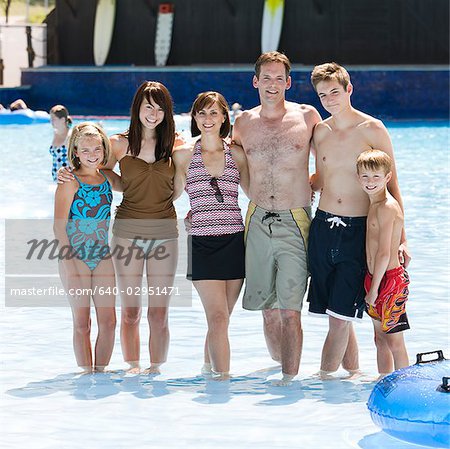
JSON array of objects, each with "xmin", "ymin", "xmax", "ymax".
[{"xmin": 173, "ymin": 91, "xmax": 249, "ymax": 379}]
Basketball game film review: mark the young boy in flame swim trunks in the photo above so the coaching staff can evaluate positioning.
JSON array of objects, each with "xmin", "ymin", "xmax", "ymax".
[{"xmin": 357, "ymin": 149, "xmax": 410, "ymax": 377}]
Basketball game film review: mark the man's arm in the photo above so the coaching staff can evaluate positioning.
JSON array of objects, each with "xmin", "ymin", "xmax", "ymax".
[
  {"xmin": 366, "ymin": 205, "xmax": 396, "ymax": 305},
  {"xmin": 368, "ymin": 120, "xmax": 411, "ymax": 267},
  {"xmin": 309, "ymin": 122, "xmax": 325, "ymax": 192}
]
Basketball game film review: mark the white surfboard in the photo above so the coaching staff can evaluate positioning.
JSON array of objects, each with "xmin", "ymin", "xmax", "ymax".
[
  {"xmin": 93, "ymin": 0, "xmax": 116, "ymax": 66},
  {"xmin": 261, "ymin": 0, "xmax": 285, "ymax": 53},
  {"xmin": 154, "ymin": 3, "xmax": 174, "ymax": 66}
]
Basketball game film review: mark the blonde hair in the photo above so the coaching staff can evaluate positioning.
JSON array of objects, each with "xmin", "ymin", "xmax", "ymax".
[
  {"xmin": 255, "ymin": 51, "xmax": 291, "ymax": 79},
  {"xmin": 356, "ymin": 149, "xmax": 392, "ymax": 175},
  {"xmin": 68, "ymin": 122, "xmax": 111, "ymax": 170},
  {"xmin": 310, "ymin": 62, "xmax": 351, "ymax": 92}
]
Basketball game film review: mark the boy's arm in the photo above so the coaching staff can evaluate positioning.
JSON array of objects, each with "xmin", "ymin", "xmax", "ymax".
[
  {"xmin": 368, "ymin": 121, "xmax": 411, "ymax": 267},
  {"xmin": 365, "ymin": 205, "xmax": 396, "ymax": 305}
]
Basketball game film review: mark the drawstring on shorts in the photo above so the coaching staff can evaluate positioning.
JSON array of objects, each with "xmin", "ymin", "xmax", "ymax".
[
  {"xmin": 262, "ymin": 211, "xmax": 281, "ymax": 235},
  {"xmin": 327, "ymin": 216, "xmax": 347, "ymax": 229}
]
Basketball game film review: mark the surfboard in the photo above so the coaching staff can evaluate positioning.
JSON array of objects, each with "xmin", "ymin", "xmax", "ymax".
[
  {"xmin": 261, "ymin": 0, "xmax": 285, "ymax": 53},
  {"xmin": 93, "ymin": 0, "xmax": 116, "ymax": 66},
  {"xmin": 154, "ymin": 3, "xmax": 174, "ymax": 66}
]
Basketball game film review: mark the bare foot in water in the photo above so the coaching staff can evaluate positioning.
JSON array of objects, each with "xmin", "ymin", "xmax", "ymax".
[
  {"xmin": 94, "ymin": 365, "xmax": 108, "ymax": 373},
  {"xmin": 211, "ymin": 371, "xmax": 230, "ymax": 381},
  {"xmin": 342, "ymin": 369, "xmax": 364, "ymax": 381},
  {"xmin": 142, "ymin": 363, "xmax": 162, "ymax": 375},
  {"xmin": 125, "ymin": 362, "xmax": 141, "ymax": 374},
  {"xmin": 313, "ymin": 370, "xmax": 338, "ymax": 380},
  {"xmin": 272, "ymin": 373, "xmax": 295, "ymax": 386},
  {"xmin": 201, "ymin": 363, "xmax": 212, "ymax": 376}
]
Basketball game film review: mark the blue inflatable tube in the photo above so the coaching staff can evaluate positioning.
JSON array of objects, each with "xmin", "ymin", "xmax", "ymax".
[
  {"xmin": 0, "ymin": 109, "xmax": 50, "ymax": 125},
  {"xmin": 367, "ymin": 350, "xmax": 450, "ymax": 448}
]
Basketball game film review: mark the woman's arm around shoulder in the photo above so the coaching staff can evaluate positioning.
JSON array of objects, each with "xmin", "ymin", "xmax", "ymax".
[
  {"xmin": 104, "ymin": 134, "xmax": 127, "ymax": 169},
  {"xmin": 172, "ymin": 144, "xmax": 194, "ymax": 200},
  {"xmin": 102, "ymin": 169, "xmax": 122, "ymax": 192},
  {"xmin": 229, "ymin": 143, "xmax": 250, "ymax": 197}
]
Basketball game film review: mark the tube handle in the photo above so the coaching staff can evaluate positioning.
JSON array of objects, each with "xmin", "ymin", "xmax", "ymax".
[
  {"xmin": 437, "ymin": 377, "xmax": 450, "ymax": 393},
  {"xmin": 415, "ymin": 350, "xmax": 445, "ymax": 364}
]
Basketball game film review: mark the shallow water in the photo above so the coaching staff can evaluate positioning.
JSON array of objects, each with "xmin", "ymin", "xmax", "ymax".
[{"xmin": 0, "ymin": 119, "xmax": 449, "ymax": 449}]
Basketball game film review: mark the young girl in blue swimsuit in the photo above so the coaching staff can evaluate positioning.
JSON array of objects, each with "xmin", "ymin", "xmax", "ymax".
[{"xmin": 54, "ymin": 122, "xmax": 122, "ymax": 373}]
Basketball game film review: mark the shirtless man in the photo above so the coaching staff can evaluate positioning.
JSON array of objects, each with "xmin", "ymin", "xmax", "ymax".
[
  {"xmin": 232, "ymin": 52, "xmax": 321, "ymax": 383},
  {"xmin": 307, "ymin": 62, "xmax": 410, "ymax": 379}
]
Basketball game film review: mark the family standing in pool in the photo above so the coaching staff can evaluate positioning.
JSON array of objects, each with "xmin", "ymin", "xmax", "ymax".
[{"xmin": 54, "ymin": 52, "xmax": 411, "ymax": 382}]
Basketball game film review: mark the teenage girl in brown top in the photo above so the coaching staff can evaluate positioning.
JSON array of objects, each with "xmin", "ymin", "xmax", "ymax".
[
  {"xmin": 109, "ymin": 81, "xmax": 179, "ymax": 374},
  {"xmin": 59, "ymin": 81, "xmax": 179, "ymax": 374}
]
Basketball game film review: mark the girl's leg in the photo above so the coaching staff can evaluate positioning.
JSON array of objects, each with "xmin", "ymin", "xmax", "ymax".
[
  {"xmin": 203, "ymin": 279, "xmax": 243, "ymax": 370},
  {"xmin": 144, "ymin": 239, "xmax": 178, "ymax": 373},
  {"xmin": 92, "ymin": 258, "xmax": 117, "ymax": 371},
  {"xmin": 111, "ymin": 236, "xmax": 145, "ymax": 372},
  {"xmin": 62, "ymin": 260, "xmax": 93, "ymax": 373},
  {"xmin": 194, "ymin": 280, "xmax": 231, "ymax": 376},
  {"xmin": 69, "ymin": 303, "xmax": 92, "ymax": 372}
]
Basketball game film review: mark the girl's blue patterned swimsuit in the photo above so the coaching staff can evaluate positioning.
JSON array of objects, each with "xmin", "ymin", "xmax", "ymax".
[
  {"xmin": 66, "ymin": 171, "xmax": 112, "ymax": 270},
  {"xmin": 49, "ymin": 145, "xmax": 69, "ymax": 182}
]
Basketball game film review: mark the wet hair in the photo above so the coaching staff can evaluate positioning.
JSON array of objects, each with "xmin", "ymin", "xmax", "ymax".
[
  {"xmin": 9, "ymin": 99, "xmax": 28, "ymax": 111},
  {"xmin": 356, "ymin": 149, "xmax": 392, "ymax": 175},
  {"xmin": 310, "ymin": 62, "xmax": 351, "ymax": 92},
  {"xmin": 125, "ymin": 81, "xmax": 175, "ymax": 161},
  {"xmin": 49, "ymin": 104, "xmax": 73, "ymax": 127},
  {"xmin": 190, "ymin": 91, "xmax": 231, "ymax": 138},
  {"xmin": 254, "ymin": 51, "xmax": 291, "ymax": 79},
  {"xmin": 68, "ymin": 122, "xmax": 111, "ymax": 170}
]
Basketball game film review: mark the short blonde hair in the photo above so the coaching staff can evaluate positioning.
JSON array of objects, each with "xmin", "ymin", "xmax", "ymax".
[
  {"xmin": 356, "ymin": 149, "xmax": 392, "ymax": 175},
  {"xmin": 68, "ymin": 122, "xmax": 111, "ymax": 170},
  {"xmin": 311, "ymin": 62, "xmax": 351, "ymax": 92}
]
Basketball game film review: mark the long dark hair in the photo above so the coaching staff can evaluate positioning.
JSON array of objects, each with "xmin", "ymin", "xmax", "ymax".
[{"xmin": 125, "ymin": 81, "xmax": 175, "ymax": 161}]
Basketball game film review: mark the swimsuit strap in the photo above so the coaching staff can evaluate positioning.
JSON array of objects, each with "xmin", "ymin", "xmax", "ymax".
[
  {"xmin": 98, "ymin": 170, "xmax": 109, "ymax": 183},
  {"xmin": 72, "ymin": 171, "xmax": 108, "ymax": 186},
  {"xmin": 72, "ymin": 172, "xmax": 82, "ymax": 185}
]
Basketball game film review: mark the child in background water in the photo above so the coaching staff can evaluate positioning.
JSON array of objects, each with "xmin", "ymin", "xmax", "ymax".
[
  {"xmin": 54, "ymin": 122, "xmax": 122, "ymax": 373},
  {"xmin": 49, "ymin": 105, "xmax": 72, "ymax": 182}
]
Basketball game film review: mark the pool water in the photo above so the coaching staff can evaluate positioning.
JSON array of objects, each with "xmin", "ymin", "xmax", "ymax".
[{"xmin": 0, "ymin": 119, "xmax": 448, "ymax": 449}]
